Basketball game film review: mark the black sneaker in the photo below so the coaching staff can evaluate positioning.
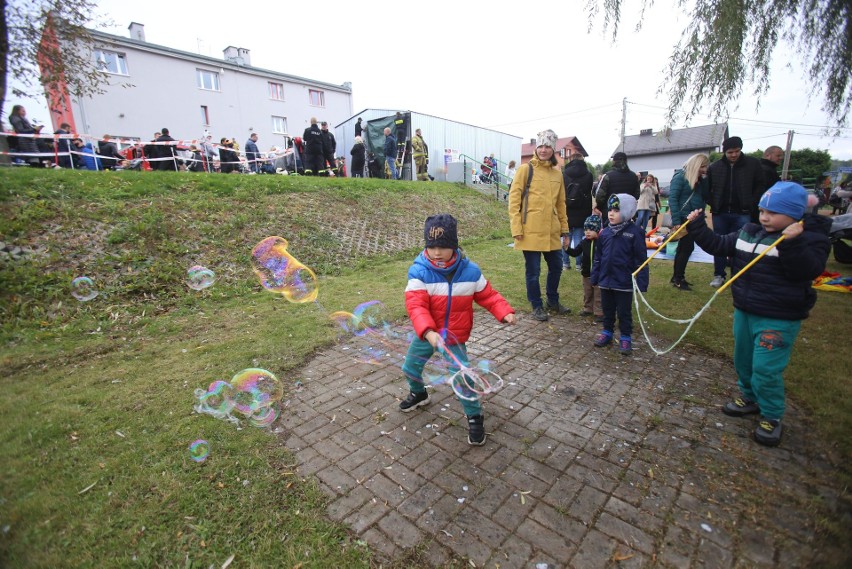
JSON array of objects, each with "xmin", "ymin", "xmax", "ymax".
[
  {"xmin": 722, "ymin": 397, "xmax": 760, "ymax": 417},
  {"xmin": 754, "ymin": 418, "xmax": 782, "ymax": 447},
  {"xmin": 467, "ymin": 414, "xmax": 486, "ymax": 446},
  {"xmin": 671, "ymin": 279, "xmax": 692, "ymax": 291},
  {"xmin": 546, "ymin": 302, "xmax": 571, "ymax": 315},
  {"xmin": 532, "ymin": 307, "xmax": 549, "ymax": 321},
  {"xmin": 399, "ymin": 390, "xmax": 430, "ymax": 413}
]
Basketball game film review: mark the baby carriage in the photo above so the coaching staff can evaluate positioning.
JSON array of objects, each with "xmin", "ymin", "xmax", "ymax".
[{"xmin": 830, "ymin": 213, "xmax": 852, "ymax": 264}]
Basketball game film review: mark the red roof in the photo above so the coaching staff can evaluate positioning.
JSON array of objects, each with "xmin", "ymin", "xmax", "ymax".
[{"xmin": 520, "ymin": 136, "xmax": 588, "ymax": 159}]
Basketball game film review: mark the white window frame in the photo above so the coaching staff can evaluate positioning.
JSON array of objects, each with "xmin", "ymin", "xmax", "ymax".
[
  {"xmin": 268, "ymin": 82, "xmax": 285, "ymax": 101},
  {"xmin": 95, "ymin": 49, "xmax": 129, "ymax": 75},
  {"xmin": 308, "ymin": 89, "xmax": 325, "ymax": 107},
  {"xmin": 272, "ymin": 116, "xmax": 288, "ymax": 134},
  {"xmin": 196, "ymin": 69, "xmax": 221, "ymax": 91}
]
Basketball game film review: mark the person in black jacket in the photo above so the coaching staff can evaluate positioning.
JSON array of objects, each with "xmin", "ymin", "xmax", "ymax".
[
  {"xmin": 594, "ymin": 152, "xmax": 640, "ymax": 220},
  {"xmin": 760, "ymin": 145, "xmax": 783, "ymax": 193},
  {"xmin": 97, "ymin": 134, "xmax": 125, "ymax": 170},
  {"xmin": 354, "ymin": 117, "xmax": 363, "ymax": 138},
  {"xmin": 155, "ymin": 128, "xmax": 178, "ymax": 171},
  {"xmin": 302, "ymin": 117, "xmax": 324, "ymax": 176},
  {"xmin": 320, "ymin": 121, "xmax": 337, "ymax": 176},
  {"xmin": 684, "ymin": 182, "xmax": 830, "ymax": 447},
  {"xmin": 705, "ymin": 136, "xmax": 765, "ymax": 287},
  {"xmin": 55, "ymin": 123, "xmax": 75, "ymax": 168},
  {"xmin": 350, "ymin": 136, "xmax": 367, "ymax": 177},
  {"xmin": 562, "ymin": 153, "xmax": 594, "ymax": 270}
]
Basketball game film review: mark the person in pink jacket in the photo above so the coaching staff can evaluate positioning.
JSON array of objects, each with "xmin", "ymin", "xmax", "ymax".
[{"xmin": 400, "ymin": 214, "xmax": 516, "ymax": 445}]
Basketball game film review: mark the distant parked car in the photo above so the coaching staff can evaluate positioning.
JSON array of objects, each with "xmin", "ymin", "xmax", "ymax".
[{"xmin": 659, "ymin": 185, "xmax": 670, "ymax": 198}]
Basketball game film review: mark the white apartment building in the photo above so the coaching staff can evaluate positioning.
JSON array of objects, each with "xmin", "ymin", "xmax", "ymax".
[{"xmin": 41, "ymin": 22, "xmax": 353, "ymax": 148}]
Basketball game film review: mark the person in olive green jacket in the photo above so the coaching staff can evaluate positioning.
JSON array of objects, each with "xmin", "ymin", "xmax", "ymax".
[{"xmin": 508, "ymin": 129, "xmax": 570, "ymax": 321}]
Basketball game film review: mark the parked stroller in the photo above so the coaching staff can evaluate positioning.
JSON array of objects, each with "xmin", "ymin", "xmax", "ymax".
[{"xmin": 830, "ymin": 213, "xmax": 852, "ymax": 264}]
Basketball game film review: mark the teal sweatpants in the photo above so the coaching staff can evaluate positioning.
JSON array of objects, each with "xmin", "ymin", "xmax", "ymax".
[
  {"xmin": 402, "ymin": 337, "xmax": 482, "ymax": 417},
  {"xmin": 732, "ymin": 308, "xmax": 801, "ymax": 420}
]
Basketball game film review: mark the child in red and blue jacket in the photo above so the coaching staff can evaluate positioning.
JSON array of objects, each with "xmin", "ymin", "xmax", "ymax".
[{"xmin": 400, "ymin": 214, "xmax": 516, "ymax": 446}]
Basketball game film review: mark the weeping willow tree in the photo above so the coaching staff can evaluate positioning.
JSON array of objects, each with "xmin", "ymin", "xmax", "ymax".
[
  {"xmin": 587, "ymin": 0, "xmax": 851, "ymax": 130},
  {"xmin": 1, "ymin": 0, "xmax": 109, "ymax": 134}
]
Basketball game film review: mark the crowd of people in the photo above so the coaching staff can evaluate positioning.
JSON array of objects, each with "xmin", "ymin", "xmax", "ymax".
[{"xmin": 505, "ymin": 129, "xmax": 832, "ymax": 447}]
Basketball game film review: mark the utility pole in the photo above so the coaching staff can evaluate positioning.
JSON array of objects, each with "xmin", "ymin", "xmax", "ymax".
[
  {"xmin": 781, "ymin": 130, "xmax": 794, "ymax": 180},
  {"xmin": 620, "ymin": 97, "xmax": 627, "ymax": 152}
]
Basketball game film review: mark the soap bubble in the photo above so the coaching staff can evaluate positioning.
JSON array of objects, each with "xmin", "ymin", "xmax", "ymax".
[
  {"xmin": 230, "ymin": 368, "xmax": 283, "ymax": 415},
  {"xmin": 71, "ymin": 276, "xmax": 99, "ymax": 302},
  {"xmin": 189, "ymin": 439, "xmax": 210, "ymax": 462},
  {"xmin": 195, "ymin": 380, "xmax": 236, "ymax": 416},
  {"xmin": 186, "ymin": 265, "xmax": 215, "ymax": 290},
  {"xmin": 351, "ymin": 301, "xmax": 388, "ymax": 336},
  {"xmin": 251, "ymin": 237, "xmax": 318, "ymax": 302},
  {"xmin": 248, "ymin": 406, "xmax": 279, "ymax": 428}
]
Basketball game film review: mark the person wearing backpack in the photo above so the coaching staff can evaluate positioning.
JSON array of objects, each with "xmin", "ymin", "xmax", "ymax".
[{"xmin": 562, "ymin": 153, "xmax": 594, "ymax": 270}]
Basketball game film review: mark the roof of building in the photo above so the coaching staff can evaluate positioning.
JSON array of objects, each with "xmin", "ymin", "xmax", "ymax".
[
  {"xmin": 521, "ymin": 136, "xmax": 588, "ymax": 158},
  {"xmin": 613, "ymin": 123, "xmax": 729, "ymax": 157},
  {"xmin": 88, "ymin": 29, "xmax": 352, "ymax": 93}
]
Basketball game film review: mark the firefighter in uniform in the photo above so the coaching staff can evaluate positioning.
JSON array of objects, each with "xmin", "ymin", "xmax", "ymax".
[
  {"xmin": 302, "ymin": 117, "xmax": 324, "ymax": 176},
  {"xmin": 411, "ymin": 128, "xmax": 430, "ymax": 181}
]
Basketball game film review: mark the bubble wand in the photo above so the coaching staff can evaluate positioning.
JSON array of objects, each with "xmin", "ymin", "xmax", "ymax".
[
  {"xmin": 433, "ymin": 334, "xmax": 503, "ymax": 401},
  {"xmin": 633, "ymin": 222, "xmax": 797, "ymax": 355},
  {"xmin": 632, "ymin": 219, "xmax": 691, "ymax": 277}
]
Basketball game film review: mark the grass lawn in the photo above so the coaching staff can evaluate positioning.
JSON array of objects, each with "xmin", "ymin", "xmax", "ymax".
[{"xmin": 0, "ymin": 169, "xmax": 849, "ymax": 567}]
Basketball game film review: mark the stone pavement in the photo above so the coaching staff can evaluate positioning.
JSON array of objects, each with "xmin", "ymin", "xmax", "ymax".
[{"xmin": 279, "ymin": 313, "xmax": 850, "ymax": 568}]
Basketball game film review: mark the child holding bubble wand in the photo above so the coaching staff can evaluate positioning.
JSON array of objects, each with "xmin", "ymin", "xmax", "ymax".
[
  {"xmin": 683, "ymin": 182, "xmax": 831, "ymax": 447},
  {"xmin": 400, "ymin": 214, "xmax": 516, "ymax": 446}
]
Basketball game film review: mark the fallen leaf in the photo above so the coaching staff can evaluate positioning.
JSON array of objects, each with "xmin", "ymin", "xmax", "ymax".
[
  {"xmin": 613, "ymin": 552, "xmax": 634, "ymax": 562},
  {"xmin": 78, "ymin": 482, "xmax": 97, "ymax": 495},
  {"xmin": 221, "ymin": 554, "xmax": 235, "ymax": 568}
]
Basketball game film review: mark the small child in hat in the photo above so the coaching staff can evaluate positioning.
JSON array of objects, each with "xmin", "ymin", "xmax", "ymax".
[
  {"xmin": 685, "ymin": 182, "xmax": 831, "ymax": 447},
  {"xmin": 400, "ymin": 214, "xmax": 516, "ymax": 446},
  {"xmin": 564, "ymin": 214, "xmax": 604, "ymax": 321},
  {"xmin": 591, "ymin": 194, "xmax": 649, "ymax": 354}
]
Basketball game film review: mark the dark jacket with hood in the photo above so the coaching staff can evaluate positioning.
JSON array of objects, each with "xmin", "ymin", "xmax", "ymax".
[
  {"xmin": 595, "ymin": 162, "xmax": 640, "ymax": 211},
  {"xmin": 706, "ymin": 155, "xmax": 765, "ymax": 218},
  {"xmin": 686, "ymin": 213, "xmax": 831, "ymax": 320},
  {"xmin": 591, "ymin": 221, "xmax": 649, "ymax": 292},
  {"xmin": 563, "ymin": 159, "xmax": 594, "ymax": 228}
]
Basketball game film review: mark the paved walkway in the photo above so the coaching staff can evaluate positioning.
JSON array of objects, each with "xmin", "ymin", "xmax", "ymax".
[{"xmin": 279, "ymin": 313, "xmax": 850, "ymax": 568}]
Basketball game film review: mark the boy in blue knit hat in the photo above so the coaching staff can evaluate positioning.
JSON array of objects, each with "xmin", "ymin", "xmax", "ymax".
[
  {"xmin": 685, "ymin": 182, "xmax": 831, "ymax": 446},
  {"xmin": 400, "ymin": 214, "xmax": 516, "ymax": 446},
  {"xmin": 564, "ymin": 214, "xmax": 603, "ymax": 321},
  {"xmin": 591, "ymin": 195, "xmax": 649, "ymax": 354}
]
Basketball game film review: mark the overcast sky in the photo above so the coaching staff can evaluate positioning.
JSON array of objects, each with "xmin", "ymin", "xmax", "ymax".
[{"xmin": 18, "ymin": 0, "xmax": 852, "ymax": 161}]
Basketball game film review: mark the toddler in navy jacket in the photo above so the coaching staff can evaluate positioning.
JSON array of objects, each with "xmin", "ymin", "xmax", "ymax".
[{"xmin": 591, "ymin": 194, "xmax": 649, "ymax": 354}]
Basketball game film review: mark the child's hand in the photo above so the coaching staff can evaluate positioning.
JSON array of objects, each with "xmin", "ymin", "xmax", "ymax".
[
  {"xmin": 783, "ymin": 221, "xmax": 804, "ymax": 240},
  {"xmin": 502, "ymin": 313, "xmax": 516, "ymax": 325},
  {"xmin": 686, "ymin": 209, "xmax": 703, "ymax": 222},
  {"xmin": 424, "ymin": 330, "xmax": 440, "ymax": 349}
]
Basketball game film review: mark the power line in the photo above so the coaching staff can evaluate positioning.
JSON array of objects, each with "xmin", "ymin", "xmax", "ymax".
[
  {"xmin": 627, "ymin": 100, "xmax": 852, "ymax": 131},
  {"xmin": 486, "ymin": 101, "xmax": 622, "ymax": 128}
]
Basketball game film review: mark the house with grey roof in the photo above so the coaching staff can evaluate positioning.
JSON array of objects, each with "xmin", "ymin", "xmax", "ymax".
[{"xmin": 612, "ymin": 123, "xmax": 729, "ymax": 186}]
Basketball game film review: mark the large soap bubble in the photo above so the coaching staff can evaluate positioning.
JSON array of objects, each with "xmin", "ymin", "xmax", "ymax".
[
  {"xmin": 251, "ymin": 237, "xmax": 318, "ymax": 303},
  {"xmin": 186, "ymin": 265, "xmax": 215, "ymax": 290}
]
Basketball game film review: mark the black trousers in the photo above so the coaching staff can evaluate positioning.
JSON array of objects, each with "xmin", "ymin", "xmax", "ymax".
[
  {"xmin": 600, "ymin": 288, "xmax": 633, "ymax": 338},
  {"xmin": 672, "ymin": 233, "xmax": 695, "ymax": 282}
]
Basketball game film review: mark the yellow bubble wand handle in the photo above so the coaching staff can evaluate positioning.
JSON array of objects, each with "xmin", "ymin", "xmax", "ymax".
[
  {"xmin": 716, "ymin": 226, "xmax": 796, "ymax": 295},
  {"xmin": 632, "ymin": 219, "xmax": 691, "ymax": 277}
]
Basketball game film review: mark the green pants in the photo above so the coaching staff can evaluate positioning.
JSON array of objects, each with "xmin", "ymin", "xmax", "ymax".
[
  {"xmin": 733, "ymin": 308, "xmax": 801, "ymax": 420},
  {"xmin": 402, "ymin": 337, "xmax": 482, "ymax": 417}
]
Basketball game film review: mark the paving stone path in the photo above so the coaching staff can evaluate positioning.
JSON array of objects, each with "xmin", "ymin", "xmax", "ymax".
[{"xmin": 279, "ymin": 314, "xmax": 850, "ymax": 568}]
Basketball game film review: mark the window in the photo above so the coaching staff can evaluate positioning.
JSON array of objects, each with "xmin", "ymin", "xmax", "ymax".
[
  {"xmin": 200, "ymin": 106, "xmax": 210, "ymax": 126},
  {"xmin": 308, "ymin": 89, "xmax": 325, "ymax": 107},
  {"xmin": 272, "ymin": 116, "xmax": 288, "ymax": 134},
  {"xmin": 196, "ymin": 69, "xmax": 220, "ymax": 91},
  {"xmin": 268, "ymin": 82, "xmax": 284, "ymax": 100},
  {"xmin": 95, "ymin": 50, "xmax": 128, "ymax": 75}
]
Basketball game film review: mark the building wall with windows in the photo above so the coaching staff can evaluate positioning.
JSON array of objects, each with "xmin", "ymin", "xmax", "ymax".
[{"xmin": 44, "ymin": 24, "xmax": 353, "ymax": 150}]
